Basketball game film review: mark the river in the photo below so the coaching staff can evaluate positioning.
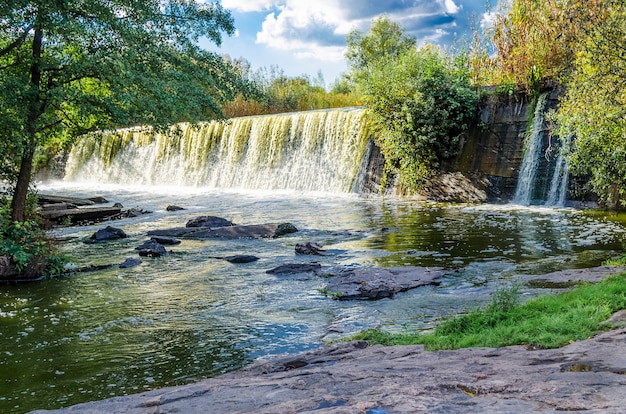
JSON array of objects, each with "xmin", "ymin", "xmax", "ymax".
[{"xmin": 1, "ymin": 181, "xmax": 625, "ymax": 413}]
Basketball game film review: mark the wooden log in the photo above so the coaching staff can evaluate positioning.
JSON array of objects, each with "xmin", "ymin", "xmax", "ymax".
[
  {"xmin": 38, "ymin": 194, "xmax": 95, "ymax": 206},
  {"xmin": 40, "ymin": 202, "xmax": 78, "ymax": 211},
  {"xmin": 40, "ymin": 207, "xmax": 122, "ymax": 223}
]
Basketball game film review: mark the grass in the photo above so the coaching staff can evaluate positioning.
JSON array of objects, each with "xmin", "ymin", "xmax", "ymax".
[{"xmin": 349, "ymin": 273, "xmax": 626, "ymax": 350}]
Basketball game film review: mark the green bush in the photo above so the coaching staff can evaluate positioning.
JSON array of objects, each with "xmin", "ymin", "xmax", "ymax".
[
  {"xmin": 357, "ymin": 46, "xmax": 479, "ymax": 191},
  {"xmin": 0, "ymin": 195, "xmax": 67, "ymax": 278}
]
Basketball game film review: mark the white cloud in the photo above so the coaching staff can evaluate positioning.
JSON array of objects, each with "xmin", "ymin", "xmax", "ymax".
[
  {"xmin": 442, "ymin": 0, "xmax": 461, "ymax": 14},
  {"xmin": 480, "ymin": 10, "xmax": 498, "ymax": 29},
  {"xmin": 237, "ymin": 1, "xmax": 481, "ymax": 64},
  {"xmin": 220, "ymin": 0, "xmax": 278, "ymax": 12},
  {"xmin": 254, "ymin": 0, "xmax": 349, "ymax": 62}
]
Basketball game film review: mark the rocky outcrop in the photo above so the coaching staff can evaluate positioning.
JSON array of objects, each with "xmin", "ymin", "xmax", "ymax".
[
  {"xmin": 33, "ymin": 326, "xmax": 626, "ymax": 414},
  {"xmin": 148, "ymin": 222, "xmax": 298, "ymax": 240},
  {"xmin": 423, "ymin": 172, "xmax": 487, "ymax": 203},
  {"xmin": 324, "ymin": 266, "xmax": 447, "ymax": 300},
  {"xmin": 0, "ymin": 255, "xmax": 46, "ymax": 281}
]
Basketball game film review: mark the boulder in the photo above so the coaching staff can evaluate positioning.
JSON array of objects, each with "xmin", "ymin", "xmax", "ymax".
[
  {"xmin": 324, "ymin": 266, "xmax": 447, "ymax": 300},
  {"xmin": 166, "ymin": 205, "xmax": 185, "ymax": 212},
  {"xmin": 274, "ymin": 223, "xmax": 298, "ymax": 237},
  {"xmin": 0, "ymin": 255, "xmax": 46, "ymax": 281},
  {"xmin": 186, "ymin": 216, "xmax": 233, "ymax": 228},
  {"xmin": 86, "ymin": 226, "xmax": 127, "ymax": 243},
  {"xmin": 119, "ymin": 258, "xmax": 142, "ymax": 269},
  {"xmin": 224, "ymin": 255, "xmax": 259, "ymax": 264},
  {"xmin": 87, "ymin": 196, "xmax": 109, "ymax": 204},
  {"xmin": 124, "ymin": 208, "xmax": 152, "ymax": 218},
  {"xmin": 150, "ymin": 236, "xmax": 181, "ymax": 245},
  {"xmin": 267, "ymin": 263, "xmax": 322, "ymax": 274},
  {"xmin": 295, "ymin": 242, "xmax": 325, "ymax": 255},
  {"xmin": 135, "ymin": 239, "xmax": 167, "ymax": 257},
  {"xmin": 137, "ymin": 240, "xmax": 167, "ymax": 258}
]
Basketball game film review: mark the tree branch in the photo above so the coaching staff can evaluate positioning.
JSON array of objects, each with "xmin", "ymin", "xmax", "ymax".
[{"xmin": 0, "ymin": 26, "xmax": 32, "ymax": 59}]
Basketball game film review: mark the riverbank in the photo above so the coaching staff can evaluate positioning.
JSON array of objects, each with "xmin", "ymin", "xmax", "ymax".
[
  {"xmin": 31, "ymin": 266, "xmax": 626, "ymax": 413},
  {"xmin": 30, "ymin": 327, "xmax": 626, "ymax": 413}
]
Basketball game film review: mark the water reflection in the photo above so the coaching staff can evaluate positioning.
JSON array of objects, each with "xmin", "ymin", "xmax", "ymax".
[{"xmin": 1, "ymin": 183, "xmax": 625, "ymax": 413}]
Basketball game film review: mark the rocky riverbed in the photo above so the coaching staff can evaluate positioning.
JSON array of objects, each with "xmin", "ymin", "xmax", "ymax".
[{"xmin": 31, "ymin": 267, "xmax": 626, "ymax": 414}]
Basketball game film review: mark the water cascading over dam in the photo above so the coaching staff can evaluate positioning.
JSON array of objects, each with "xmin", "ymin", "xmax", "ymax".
[{"xmin": 64, "ymin": 107, "xmax": 371, "ymax": 193}]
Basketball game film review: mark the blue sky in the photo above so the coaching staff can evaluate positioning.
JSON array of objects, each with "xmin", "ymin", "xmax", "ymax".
[{"xmin": 202, "ymin": 0, "xmax": 496, "ymax": 87}]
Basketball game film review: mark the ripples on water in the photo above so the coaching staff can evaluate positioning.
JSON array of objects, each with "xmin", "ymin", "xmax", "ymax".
[{"xmin": 1, "ymin": 182, "xmax": 625, "ymax": 413}]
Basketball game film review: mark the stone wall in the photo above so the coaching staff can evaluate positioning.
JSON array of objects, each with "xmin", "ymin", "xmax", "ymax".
[{"xmin": 359, "ymin": 88, "xmax": 570, "ymax": 203}]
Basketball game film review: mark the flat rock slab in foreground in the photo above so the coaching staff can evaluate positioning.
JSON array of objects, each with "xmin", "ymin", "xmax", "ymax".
[
  {"xmin": 524, "ymin": 265, "xmax": 626, "ymax": 288},
  {"xmin": 33, "ymin": 327, "xmax": 626, "ymax": 413},
  {"xmin": 326, "ymin": 266, "xmax": 447, "ymax": 300},
  {"xmin": 147, "ymin": 223, "xmax": 297, "ymax": 240}
]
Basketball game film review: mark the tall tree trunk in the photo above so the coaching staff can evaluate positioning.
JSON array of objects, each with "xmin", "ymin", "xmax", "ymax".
[{"xmin": 11, "ymin": 27, "xmax": 43, "ymax": 222}]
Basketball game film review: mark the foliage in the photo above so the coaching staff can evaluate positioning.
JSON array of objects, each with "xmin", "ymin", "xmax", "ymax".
[
  {"xmin": 349, "ymin": 273, "xmax": 626, "ymax": 350},
  {"xmin": 489, "ymin": 0, "xmax": 610, "ymax": 91},
  {"xmin": 345, "ymin": 15, "xmax": 416, "ymax": 74},
  {"xmin": 0, "ymin": 0, "xmax": 255, "ymax": 222},
  {"xmin": 222, "ymin": 62, "xmax": 359, "ymax": 117},
  {"xmin": 549, "ymin": 1, "xmax": 626, "ymax": 207},
  {"xmin": 352, "ymin": 41, "xmax": 479, "ymax": 191},
  {"xmin": 0, "ymin": 196, "xmax": 66, "ymax": 277}
]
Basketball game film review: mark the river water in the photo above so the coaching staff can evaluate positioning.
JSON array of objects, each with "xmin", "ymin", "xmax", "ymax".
[{"xmin": 2, "ymin": 181, "xmax": 625, "ymax": 413}]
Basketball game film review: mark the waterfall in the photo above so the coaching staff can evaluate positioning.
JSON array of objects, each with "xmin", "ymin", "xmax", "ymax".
[
  {"xmin": 64, "ymin": 108, "xmax": 371, "ymax": 193},
  {"xmin": 544, "ymin": 135, "xmax": 571, "ymax": 207},
  {"xmin": 512, "ymin": 93, "xmax": 550, "ymax": 206}
]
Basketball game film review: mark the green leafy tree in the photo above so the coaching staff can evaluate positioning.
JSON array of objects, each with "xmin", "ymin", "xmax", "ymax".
[
  {"xmin": 0, "ymin": 0, "xmax": 253, "ymax": 222},
  {"xmin": 345, "ymin": 15, "xmax": 416, "ymax": 74},
  {"xmin": 551, "ymin": 1, "xmax": 626, "ymax": 207},
  {"xmin": 347, "ymin": 17, "xmax": 478, "ymax": 192},
  {"xmin": 360, "ymin": 46, "xmax": 479, "ymax": 190}
]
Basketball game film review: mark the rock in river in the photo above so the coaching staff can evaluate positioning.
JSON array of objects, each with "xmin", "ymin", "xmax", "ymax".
[
  {"xmin": 267, "ymin": 263, "xmax": 322, "ymax": 274},
  {"xmin": 295, "ymin": 242, "xmax": 326, "ymax": 255},
  {"xmin": 224, "ymin": 255, "xmax": 260, "ymax": 264},
  {"xmin": 136, "ymin": 240, "xmax": 167, "ymax": 257},
  {"xmin": 324, "ymin": 266, "xmax": 447, "ymax": 300},
  {"xmin": 186, "ymin": 216, "xmax": 233, "ymax": 228},
  {"xmin": 148, "ymin": 223, "xmax": 298, "ymax": 240},
  {"xmin": 85, "ymin": 226, "xmax": 127, "ymax": 243}
]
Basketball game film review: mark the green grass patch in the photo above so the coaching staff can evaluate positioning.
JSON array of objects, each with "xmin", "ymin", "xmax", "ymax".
[{"xmin": 350, "ymin": 273, "xmax": 626, "ymax": 350}]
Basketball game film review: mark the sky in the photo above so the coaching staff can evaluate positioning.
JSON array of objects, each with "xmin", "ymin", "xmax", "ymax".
[{"xmin": 202, "ymin": 0, "xmax": 496, "ymax": 88}]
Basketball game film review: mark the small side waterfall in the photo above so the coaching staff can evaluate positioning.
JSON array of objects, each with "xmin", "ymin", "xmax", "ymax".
[
  {"xmin": 513, "ymin": 93, "xmax": 549, "ymax": 205},
  {"xmin": 511, "ymin": 92, "xmax": 571, "ymax": 207},
  {"xmin": 544, "ymin": 135, "xmax": 571, "ymax": 206},
  {"xmin": 64, "ymin": 108, "xmax": 371, "ymax": 193}
]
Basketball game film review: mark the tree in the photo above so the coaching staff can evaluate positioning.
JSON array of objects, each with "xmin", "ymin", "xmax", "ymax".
[
  {"xmin": 346, "ymin": 17, "xmax": 478, "ymax": 192},
  {"xmin": 358, "ymin": 46, "xmax": 479, "ymax": 190},
  {"xmin": 345, "ymin": 15, "xmax": 416, "ymax": 77},
  {"xmin": 551, "ymin": 1, "xmax": 626, "ymax": 207},
  {"xmin": 0, "ymin": 0, "xmax": 253, "ymax": 222},
  {"xmin": 491, "ymin": 0, "xmax": 611, "ymax": 90}
]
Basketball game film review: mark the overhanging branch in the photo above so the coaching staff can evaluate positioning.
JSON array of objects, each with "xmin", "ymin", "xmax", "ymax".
[{"xmin": 0, "ymin": 26, "xmax": 32, "ymax": 59}]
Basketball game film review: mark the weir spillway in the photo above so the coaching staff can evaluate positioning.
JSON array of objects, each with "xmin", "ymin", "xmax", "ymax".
[{"xmin": 64, "ymin": 107, "xmax": 371, "ymax": 193}]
